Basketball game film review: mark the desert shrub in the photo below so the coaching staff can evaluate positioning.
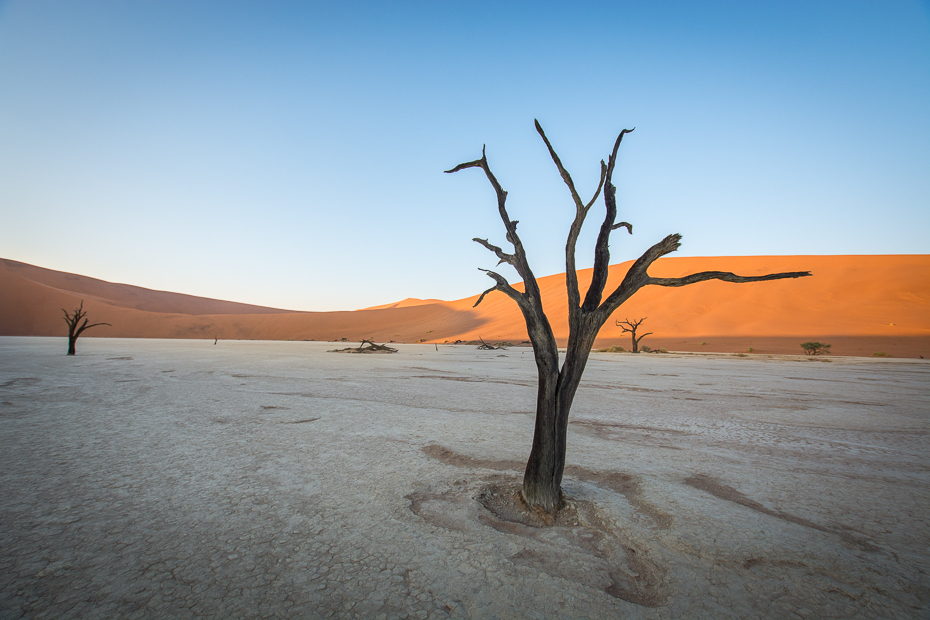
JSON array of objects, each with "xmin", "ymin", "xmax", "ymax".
[
  {"xmin": 801, "ymin": 342, "xmax": 831, "ymax": 356},
  {"xmin": 640, "ymin": 345, "xmax": 652, "ymax": 353},
  {"xmin": 872, "ymin": 352, "xmax": 890, "ymax": 357},
  {"xmin": 596, "ymin": 345, "xmax": 626, "ymax": 353},
  {"xmin": 746, "ymin": 347, "xmax": 754, "ymax": 353}
]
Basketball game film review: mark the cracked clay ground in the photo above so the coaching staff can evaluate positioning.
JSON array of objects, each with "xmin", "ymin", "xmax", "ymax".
[{"xmin": 0, "ymin": 337, "xmax": 927, "ymax": 619}]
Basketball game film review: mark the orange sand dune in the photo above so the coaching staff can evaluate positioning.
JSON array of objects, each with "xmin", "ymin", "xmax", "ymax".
[{"xmin": 1, "ymin": 255, "xmax": 927, "ymax": 358}]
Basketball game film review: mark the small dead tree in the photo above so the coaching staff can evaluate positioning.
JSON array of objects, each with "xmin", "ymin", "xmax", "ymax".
[
  {"xmin": 616, "ymin": 317, "xmax": 652, "ymax": 353},
  {"xmin": 62, "ymin": 300, "xmax": 110, "ymax": 356},
  {"xmin": 447, "ymin": 120, "xmax": 811, "ymax": 513}
]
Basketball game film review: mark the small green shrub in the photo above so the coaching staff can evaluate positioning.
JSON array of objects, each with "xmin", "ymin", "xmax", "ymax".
[
  {"xmin": 872, "ymin": 352, "xmax": 890, "ymax": 357},
  {"xmin": 640, "ymin": 345, "xmax": 652, "ymax": 353},
  {"xmin": 747, "ymin": 347, "xmax": 754, "ymax": 353},
  {"xmin": 800, "ymin": 342, "xmax": 831, "ymax": 356}
]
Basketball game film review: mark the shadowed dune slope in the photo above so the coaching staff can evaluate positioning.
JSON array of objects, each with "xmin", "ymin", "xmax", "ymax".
[
  {"xmin": 0, "ymin": 258, "xmax": 294, "ymax": 315},
  {"xmin": 1, "ymin": 255, "xmax": 927, "ymax": 356}
]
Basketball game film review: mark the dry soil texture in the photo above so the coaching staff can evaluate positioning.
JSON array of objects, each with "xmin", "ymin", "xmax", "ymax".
[{"xmin": 0, "ymin": 337, "xmax": 927, "ymax": 619}]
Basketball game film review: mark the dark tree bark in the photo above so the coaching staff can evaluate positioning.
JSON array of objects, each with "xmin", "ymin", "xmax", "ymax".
[
  {"xmin": 616, "ymin": 317, "xmax": 652, "ymax": 353},
  {"xmin": 62, "ymin": 300, "xmax": 110, "ymax": 356},
  {"xmin": 446, "ymin": 121, "xmax": 812, "ymax": 513}
]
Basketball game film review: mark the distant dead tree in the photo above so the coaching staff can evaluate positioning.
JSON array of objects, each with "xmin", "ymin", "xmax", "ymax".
[
  {"xmin": 616, "ymin": 317, "xmax": 652, "ymax": 353},
  {"xmin": 328, "ymin": 340, "xmax": 398, "ymax": 354},
  {"xmin": 62, "ymin": 300, "xmax": 110, "ymax": 356},
  {"xmin": 447, "ymin": 120, "xmax": 812, "ymax": 513}
]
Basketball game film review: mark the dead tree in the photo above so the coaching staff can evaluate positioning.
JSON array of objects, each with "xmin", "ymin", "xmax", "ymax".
[
  {"xmin": 356, "ymin": 339, "xmax": 397, "ymax": 352},
  {"xmin": 328, "ymin": 340, "xmax": 398, "ymax": 354},
  {"xmin": 616, "ymin": 317, "xmax": 652, "ymax": 353},
  {"xmin": 446, "ymin": 120, "xmax": 811, "ymax": 513},
  {"xmin": 62, "ymin": 300, "xmax": 110, "ymax": 356}
]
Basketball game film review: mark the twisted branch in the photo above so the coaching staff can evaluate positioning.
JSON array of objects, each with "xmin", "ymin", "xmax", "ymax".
[
  {"xmin": 446, "ymin": 146, "xmax": 545, "ymax": 311},
  {"xmin": 648, "ymin": 270, "xmax": 812, "ymax": 287}
]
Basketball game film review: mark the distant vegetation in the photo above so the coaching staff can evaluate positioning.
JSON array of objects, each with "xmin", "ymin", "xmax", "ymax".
[
  {"xmin": 872, "ymin": 352, "xmax": 890, "ymax": 357},
  {"xmin": 801, "ymin": 342, "xmax": 831, "ymax": 356}
]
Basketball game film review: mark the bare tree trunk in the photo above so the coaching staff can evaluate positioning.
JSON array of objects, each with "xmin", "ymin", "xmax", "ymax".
[
  {"xmin": 522, "ymin": 366, "xmax": 562, "ymax": 510},
  {"xmin": 67, "ymin": 336, "xmax": 77, "ymax": 356},
  {"xmin": 447, "ymin": 121, "xmax": 811, "ymax": 514}
]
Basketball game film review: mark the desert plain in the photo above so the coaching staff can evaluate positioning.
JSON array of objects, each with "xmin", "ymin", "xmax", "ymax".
[{"xmin": 1, "ymin": 336, "xmax": 927, "ymax": 619}]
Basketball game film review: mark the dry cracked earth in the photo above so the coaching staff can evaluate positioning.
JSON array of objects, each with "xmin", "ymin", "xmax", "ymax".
[{"xmin": 0, "ymin": 337, "xmax": 927, "ymax": 619}]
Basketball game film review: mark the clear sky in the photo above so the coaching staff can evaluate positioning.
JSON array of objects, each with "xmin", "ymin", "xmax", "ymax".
[{"xmin": 1, "ymin": 1, "xmax": 928, "ymax": 311}]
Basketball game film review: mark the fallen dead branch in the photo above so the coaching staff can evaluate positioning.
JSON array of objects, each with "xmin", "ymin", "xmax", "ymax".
[{"xmin": 328, "ymin": 339, "xmax": 398, "ymax": 354}]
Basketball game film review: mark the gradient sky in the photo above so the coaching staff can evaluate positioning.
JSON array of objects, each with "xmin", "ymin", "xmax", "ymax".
[{"xmin": 1, "ymin": 1, "xmax": 928, "ymax": 311}]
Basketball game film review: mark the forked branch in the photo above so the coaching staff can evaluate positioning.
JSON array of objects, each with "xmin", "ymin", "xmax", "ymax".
[
  {"xmin": 445, "ymin": 146, "xmax": 518, "ymax": 251},
  {"xmin": 598, "ymin": 233, "xmax": 811, "ymax": 321},
  {"xmin": 535, "ymin": 121, "xmax": 610, "ymax": 312},
  {"xmin": 62, "ymin": 301, "xmax": 110, "ymax": 336}
]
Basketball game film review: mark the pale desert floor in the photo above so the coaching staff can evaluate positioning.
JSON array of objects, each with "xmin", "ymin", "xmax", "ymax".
[{"xmin": 0, "ymin": 337, "xmax": 927, "ymax": 619}]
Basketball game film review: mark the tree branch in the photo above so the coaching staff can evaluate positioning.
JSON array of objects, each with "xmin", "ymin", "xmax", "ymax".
[
  {"xmin": 445, "ymin": 146, "xmax": 516, "ymax": 246},
  {"xmin": 473, "ymin": 237, "xmax": 515, "ymax": 266},
  {"xmin": 447, "ymin": 145, "xmax": 547, "ymax": 316},
  {"xmin": 584, "ymin": 161, "xmax": 608, "ymax": 214},
  {"xmin": 75, "ymin": 319, "xmax": 110, "ymax": 337},
  {"xmin": 473, "ymin": 286, "xmax": 497, "ymax": 308},
  {"xmin": 582, "ymin": 127, "xmax": 635, "ymax": 311},
  {"xmin": 648, "ymin": 270, "xmax": 812, "ymax": 287},
  {"xmin": 597, "ymin": 233, "xmax": 684, "ymax": 320},
  {"xmin": 535, "ymin": 119, "xmax": 585, "ymax": 214},
  {"xmin": 475, "ymin": 268, "xmax": 527, "ymax": 310}
]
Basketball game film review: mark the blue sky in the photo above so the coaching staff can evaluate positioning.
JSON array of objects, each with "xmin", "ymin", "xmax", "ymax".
[{"xmin": 1, "ymin": 1, "xmax": 928, "ymax": 311}]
